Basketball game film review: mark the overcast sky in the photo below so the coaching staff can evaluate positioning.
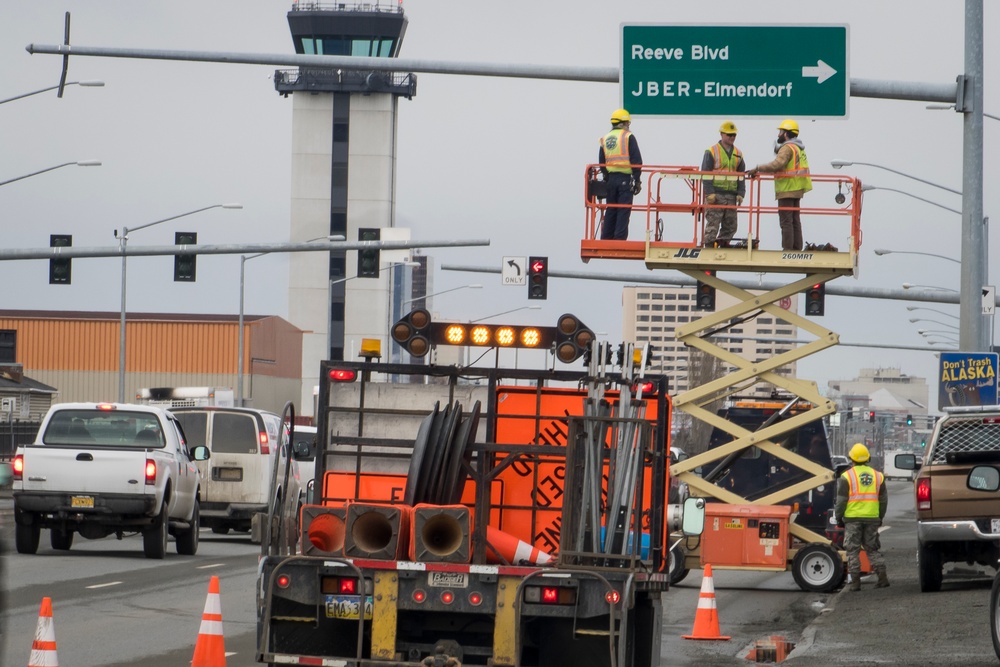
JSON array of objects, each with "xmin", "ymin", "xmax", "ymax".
[{"xmin": 1, "ymin": 1, "xmax": 995, "ymax": 406}]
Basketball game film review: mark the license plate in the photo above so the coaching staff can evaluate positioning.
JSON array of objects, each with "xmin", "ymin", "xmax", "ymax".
[
  {"xmin": 428, "ymin": 571, "xmax": 468, "ymax": 588},
  {"xmin": 71, "ymin": 495, "xmax": 94, "ymax": 509},
  {"xmin": 991, "ymin": 519, "xmax": 1000, "ymax": 534},
  {"xmin": 325, "ymin": 595, "xmax": 373, "ymax": 620},
  {"xmin": 213, "ymin": 467, "xmax": 243, "ymax": 482}
]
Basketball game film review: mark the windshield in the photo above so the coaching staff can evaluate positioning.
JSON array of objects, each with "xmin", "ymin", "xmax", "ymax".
[{"xmin": 43, "ymin": 409, "xmax": 165, "ymax": 447}]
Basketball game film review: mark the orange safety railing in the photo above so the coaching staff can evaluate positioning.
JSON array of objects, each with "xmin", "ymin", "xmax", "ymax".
[{"xmin": 583, "ymin": 164, "xmax": 864, "ymax": 256}]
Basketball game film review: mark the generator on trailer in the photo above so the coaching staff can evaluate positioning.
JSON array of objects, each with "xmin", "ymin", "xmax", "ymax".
[{"xmin": 255, "ymin": 356, "xmax": 705, "ymax": 667}]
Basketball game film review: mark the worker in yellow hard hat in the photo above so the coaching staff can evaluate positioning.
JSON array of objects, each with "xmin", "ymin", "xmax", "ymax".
[
  {"xmin": 598, "ymin": 108, "xmax": 644, "ymax": 240},
  {"xmin": 746, "ymin": 119, "xmax": 812, "ymax": 250},
  {"xmin": 700, "ymin": 121, "xmax": 747, "ymax": 247},
  {"xmin": 834, "ymin": 442, "xmax": 889, "ymax": 591}
]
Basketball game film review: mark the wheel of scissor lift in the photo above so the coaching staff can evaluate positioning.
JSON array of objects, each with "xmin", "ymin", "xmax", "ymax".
[
  {"xmin": 792, "ymin": 543, "xmax": 844, "ymax": 592},
  {"xmin": 668, "ymin": 542, "xmax": 689, "ymax": 585}
]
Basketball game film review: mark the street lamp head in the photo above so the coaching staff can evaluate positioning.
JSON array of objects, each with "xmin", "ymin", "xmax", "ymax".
[
  {"xmin": 78, "ymin": 80, "xmax": 105, "ymax": 87},
  {"xmin": 76, "ymin": 160, "xmax": 102, "ymax": 167},
  {"xmin": 873, "ymin": 248, "xmax": 890, "ymax": 256},
  {"xmin": 221, "ymin": 203, "xmax": 243, "ymax": 209},
  {"xmin": 830, "ymin": 160, "xmax": 852, "ymax": 169}
]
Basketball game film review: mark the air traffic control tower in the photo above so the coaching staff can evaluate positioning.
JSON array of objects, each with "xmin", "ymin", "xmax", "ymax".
[{"xmin": 275, "ymin": 1, "xmax": 416, "ymax": 415}]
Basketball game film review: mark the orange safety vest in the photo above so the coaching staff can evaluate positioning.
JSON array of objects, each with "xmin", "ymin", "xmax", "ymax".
[
  {"xmin": 708, "ymin": 143, "xmax": 743, "ymax": 192},
  {"xmin": 774, "ymin": 143, "xmax": 812, "ymax": 194},
  {"xmin": 842, "ymin": 465, "xmax": 884, "ymax": 519},
  {"xmin": 601, "ymin": 129, "xmax": 633, "ymax": 174}
]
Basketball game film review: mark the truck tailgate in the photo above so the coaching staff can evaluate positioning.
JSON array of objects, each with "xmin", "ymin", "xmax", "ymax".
[{"xmin": 20, "ymin": 445, "xmax": 152, "ymax": 496}]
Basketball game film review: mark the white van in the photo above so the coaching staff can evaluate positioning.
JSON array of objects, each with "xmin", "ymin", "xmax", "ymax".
[
  {"xmin": 171, "ymin": 407, "xmax": 301, "ymax": 539},
  {"xmin": 882, "ymin": 449, "xmax": 915, "ymax": 481}
]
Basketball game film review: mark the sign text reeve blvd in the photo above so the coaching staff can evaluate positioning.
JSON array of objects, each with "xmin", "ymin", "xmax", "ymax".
[{"xmin": 620, "ymin": 24, "xmax": 849, "ymax": 118}]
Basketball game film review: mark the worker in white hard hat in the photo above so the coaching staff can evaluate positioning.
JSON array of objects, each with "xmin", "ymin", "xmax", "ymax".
[
  {"xmin": 746, "ymin": 119, "xmax": 812, "ymax": 250},
  {"xmin": 598, "ymin": 108, "xmax": 644, "ymax": 241},
  {"xmin": 700, "ymin": 121, "xmax": 747, "ymax": 247},
  {"xmin": 834, "ymin": 442, "xmax": 889, "ymax": 591}
]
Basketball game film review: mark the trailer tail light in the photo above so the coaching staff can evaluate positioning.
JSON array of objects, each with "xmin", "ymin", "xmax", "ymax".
[
  {"xmin": 338, "ymin": 578, "xmax": 357, "ymax": 595},
  {"xmin": 276, "ymin": 574, "xmax": 291, "ymax": 589},
  {"xmin": 144, "ymin": 459, "xmax": 157, "ymax": 485},
  {"xmin": 412, "ymin": 589, "xmax": 427, "ymax": 603},
  {"xmin": 916, "ymin": 478, "xmax": 932, "ymax": 510},
  {"xmin": 524, "ymin": 585, "xmax": 577, "ymax": 605},
  {"xmin": 12, "ymin": 454, "xmax": 23, "ymax": 481},
  {"xmin": 329, "ymin": 369, "xmax": 357, "ymax": 382},
  {"xmin": 605, "ymin": 590, "xmax": 621, "ymax": 605},
  {"xmin": 259, "ymin": 430, "xmax": 270, "ymax": 455},
  {"xmin": 468, "ymin": 592, "xmax": 483, "ymax": 606},
  {"xmin": 320, "ymin": 576, "xmax": 359, "ymax": 596},
  {"xmin": 440, "ymin": 591, "xmax": 455, "ymax": 605},
  {"xmin": 633, "ymin": 381, "xmax": 656, "ymax": 396}
]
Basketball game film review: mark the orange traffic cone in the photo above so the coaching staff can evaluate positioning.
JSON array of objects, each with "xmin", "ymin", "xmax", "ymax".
[
  {"xmin": 485, "ymin": 526, "xmax": 553, "ymax": 565},
  {"xmin": 682, "ymin": 564, "xmax": 731, "ymax": 641},
  {"xmin": 28, "ymin": 597, "xmax": 58, "ymax": 667},
  {"xmin": 192, "ymin": 575, "xmax": 226, "ymax": 667}
]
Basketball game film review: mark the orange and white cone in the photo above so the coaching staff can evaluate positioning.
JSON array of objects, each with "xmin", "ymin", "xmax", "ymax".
[
  {"xmin": 682, "ymin": 564, "xmax": 731, "ymax": 641},
  {"xmin": 28, "ymin": 597, "xmax": 58, "ymax": 667},
  {"xmin": 192, "ymin": 575, "xmax": 226, "ymax": 667},
  {"xmin": 486, "ymin": 526, "xmax": 553, "ymax": 565}
]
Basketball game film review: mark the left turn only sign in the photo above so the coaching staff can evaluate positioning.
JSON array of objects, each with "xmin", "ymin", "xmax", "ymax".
[{"xmin": 503, "ymin": 257, "xmax": 527, "ymax": 286}]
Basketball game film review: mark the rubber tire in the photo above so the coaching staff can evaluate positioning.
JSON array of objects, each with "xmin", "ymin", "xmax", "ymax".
[
  {"xmin": 176, "ymin": 501, "xmax": 200, "ymax": 556},
  {"xmin": 990, "ymin": 571, "xmax": 1000, "ymax": 659},
  {"xmin": 50, "ymin": 528, "xmax": 74, "ymax": 551},
  {"xmin": 792, "ymin": 543, "xmax": 845, "ymax": 592},
  {"xmin": 918, "ymin": 542, "xmax": 943, "ymax": 592},
  {"xmin": 15, "ymin": 520, "xmax": 40, "ymax": 555},
  {"xmin": 143, "ymin": 504, "xmax": 169, "ymax": 559},
  {"xmin": 668, "ymin": 542, "xmax": 690, "ymax": 585},
  {"xmin": 211, "ymin": 525, "xmax": 231, "ymax": 535}
]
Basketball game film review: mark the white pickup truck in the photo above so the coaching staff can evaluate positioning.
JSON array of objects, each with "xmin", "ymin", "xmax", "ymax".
[{"xmin": 12, "ymin": 402, "xmax": 208, "ymax": 559}]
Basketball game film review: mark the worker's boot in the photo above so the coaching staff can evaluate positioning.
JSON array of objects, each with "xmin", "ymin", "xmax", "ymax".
[
  {"xmin": 848, "ymin": 571, "xmax": 862, "ymax": 592},
  {"xmin": 875, "ymin": 567, "xmax": 890, "ymax": 589}
]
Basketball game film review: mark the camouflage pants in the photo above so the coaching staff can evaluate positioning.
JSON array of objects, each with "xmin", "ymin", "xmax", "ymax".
[
  {"xmin": 844, "ymin": 521, "xmax": 885, "ymax": 572},
  {"xmin": 703, "ymin": 191, "xmax": 738, "ymax": 244}
]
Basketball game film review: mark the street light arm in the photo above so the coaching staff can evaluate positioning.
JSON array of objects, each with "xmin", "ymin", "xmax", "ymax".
[
  {"xmin": 906, "ymin": 306, "xmax": 959, "ymax": 319},
  {"xmin": 401, "ymin": 284, "xmax": 483, "ymax": 307},
  {"xmin": 927, "ymin": 104, "xmax": 1000, "ymax": 123},
  {"xmin": 832, "ymin": 160, "xmax": 961, "ymax": 196},
  {"xmin": 909, "ymin": 318, "xmax": 959, "ymax": 329},
  {"xmin": 874, "ymin": 248, "xmax": 960, "ymax": 264},
  {"xmin": 862, "ymin": 185, "xmax": 961, "ymax": 215},
  {"xmin": 0, "ymin": 160, "xmax": 101, "ymax": 187},
  {"xmin": 128, "ymin": 203, "xmax": 243, "ymax": 234},
  {"xmin": 470, "ymin": 305, "xmax": 541, "ymax": 323},
  {"xmin": 0, "ymin": 80, "xmax": 104, "ymax": 105}
]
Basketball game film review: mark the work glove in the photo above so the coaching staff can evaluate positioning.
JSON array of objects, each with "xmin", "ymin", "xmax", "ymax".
[
  {"xmin": 631, "ymin": 179, "xmax": 642, "ymax": 196},
  {"xmin": 736, "ymin": 195, "xmax": 744, "ymax": 205},
  {"xmin": 706, "ymin": 194, "xmax": 718, "ymax": 205}
]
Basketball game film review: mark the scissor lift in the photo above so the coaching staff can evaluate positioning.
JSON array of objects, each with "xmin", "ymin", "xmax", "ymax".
[{"xmin": 581, "ymin": 165, "xmax": 865, "ymax": 591}]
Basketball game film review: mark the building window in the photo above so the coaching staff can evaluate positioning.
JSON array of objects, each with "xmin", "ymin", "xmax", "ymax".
[
  {"xmin": 331, "ymin": 302, "xmax": 345, "ymax": 322},
  {"xmin": 638, "ymin": 292, "xmax": 650, "ymax": 299},
  {"xmin": 638, "ymin": 304, "xmax": 650, "ymax": 311},
  {"xmin": 0, "ymin": 330, "xmax": 14, "ymax": 363}
]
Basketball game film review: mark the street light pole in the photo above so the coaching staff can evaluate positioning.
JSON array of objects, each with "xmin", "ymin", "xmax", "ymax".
[
  {"xmin": 860, "ymin": 184, "xmax": 961, "ymax": 215},
  {"xmin": 831, "ymin": 160, "xmax": 961, "ymax": 196},
  {"xmin": 0, "ymin": 160, "xmax": 101, "ymax": 187},
  {"xmin": 0, "ymin": 80, "xmax": 105, "ymax": 106},
  {"xmin": 907, "ymin": 306, "xmax": 959, "ymax": 320},
  {"xmin": 909, "ymin": 318, "xmax": 959, "ymax": 330},
  {"xmin": 117, "ymin": 203, "xmax": 243, "ymax": 402},
  {"xmin": 874, "ymin": 248, "xmax": 961, "ymax": 264}
]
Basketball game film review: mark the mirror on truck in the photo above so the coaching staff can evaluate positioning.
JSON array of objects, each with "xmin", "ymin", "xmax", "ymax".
[
  {"xmin": 681, "ymin": 497, "xmax": 706, "ymax": 536},
  {"xmin": 291, "ymin": 439, "xmax": 316, "ymax": 462},
  {"xmin": 190, "ymin": 445, "xmax": 210, "ymax": 462},
  {"xmin": 968, "ymin": 465, "xmax": 1000, "ymax": 492},
  {"xmin": 894, "ymin": 453, "xmax": 917, "ymax": 471}
]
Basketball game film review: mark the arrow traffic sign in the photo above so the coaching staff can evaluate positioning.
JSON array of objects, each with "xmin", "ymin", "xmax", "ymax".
[
  {"xmin": 502, "ymin": 256, "xmax": 527, "ymax": 286},
  {"xmin": 984, "ymin": 285, "xmax": 996, "ymax": 315},
  {"xmin": 620, "ymin": 24, "xmax": 849, "ymax": 118}
]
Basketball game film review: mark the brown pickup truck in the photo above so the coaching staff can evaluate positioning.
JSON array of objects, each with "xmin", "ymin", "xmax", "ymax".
[{"xmin": 898, "ymin": 407, "xmax": 1000, "ymax": 592}]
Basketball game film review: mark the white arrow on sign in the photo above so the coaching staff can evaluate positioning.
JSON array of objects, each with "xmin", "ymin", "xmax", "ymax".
[
  {"xmin": 984, "ymin": 285, "xmax": 996, "ymax": 315},
  {"xmin": 502, "ymin": 256, "xmax": 527, "ymax": 286},
  {"xmin": 802, "ymin": 60, "xmax": 837, "ymax": 84}
]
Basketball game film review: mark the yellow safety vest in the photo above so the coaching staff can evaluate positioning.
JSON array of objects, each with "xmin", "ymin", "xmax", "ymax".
[
  {"xmin": 842, "ymin": 465, "xmax": 884, "ymax": 519},
  {"xmin": 708, "ymin": 143, "xmax": 743, "ymax": 192},
  {"xmin": 601, "ymin": 129, "xmax": 633, "ymax": 174},
  {"xmin": 774, "ymin": 144, "xmax": 813, "ymax": 194}
]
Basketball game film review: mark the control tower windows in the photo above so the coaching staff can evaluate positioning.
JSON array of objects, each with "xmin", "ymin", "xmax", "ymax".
[{"xmin": 299, "ymin": 37, "xmax": 398, "ymax": 57}]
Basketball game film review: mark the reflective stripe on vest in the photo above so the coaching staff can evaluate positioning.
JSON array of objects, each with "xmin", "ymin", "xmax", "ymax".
[
  {"xmin": 842, "ymin": 465, "xmax": 883, "ymax": 519},
  {"xmin": 601, "ymin": 129, "xmax": 633, "ymax": 174},
  {"xmin": 709, "ymin": 143, "xmax": 743, "ymax": 192},
  {"xmin": 774, "ymin": 144, "xmax": 813, "ymax": 194}
]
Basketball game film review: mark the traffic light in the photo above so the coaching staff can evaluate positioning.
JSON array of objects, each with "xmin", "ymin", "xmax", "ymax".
[
  {"xmin": 695, "ymin": 271, "xmax": 716, "ymax": 311},
  {"xmin": 906, "ymin": 414, "xmax": 913, "ymax": 426},
  {"xmin": 391, "ymin": 308, "xmax": 432, "ymax": 358},
  {"xmin": 805, "ymin": 283, "xmax": 825, "ymax": 316},
  {"xmin": 49, "ymin": 234, "xmax": 72, "ymax": 285},
  {"xmin": 553, "ymin": 314, "xmax": 594, "ymax": 364},
  {"xmin": 357, "ymin": 228, "xmax": 380, "ymax": 278},
  {"xmin": 868, "ymin": 410, "xmax": 876, "ymax": 423},
  {"xmin": 173, "ymin": 232, "xmax": 197, "ymax": 282},
  {"xmin": 528, "ymin": 256, "xmax": 548, "ymax": 300}
]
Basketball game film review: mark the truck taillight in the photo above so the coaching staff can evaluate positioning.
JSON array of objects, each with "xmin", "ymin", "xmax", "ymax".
[
  {"xmin": 260, "ymin": 431, "xmax": 270, "ymax": 455},
  {"xmin": 916, "ymin": 477, "xmax": 932, "ymax": 510},
  {"xmin": 338, "ymin": 577, "xmax": 357, "ymax": 595},
  {"xmin": 329, "ymin": 369, "xmax": 357, "ymax": 382},
  {"xmin": 524, "ymin": 585, "xmax": 577, "ymax": 605},
  {"xmin": 12, "ymin": 454, "xmax": 23, "ymax": 481},
  {"xmin": 145, "ymin": 459, "xmax": 157, "ymax": 485}
]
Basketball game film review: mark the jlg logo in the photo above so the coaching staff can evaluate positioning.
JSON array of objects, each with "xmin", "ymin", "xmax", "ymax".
[{"xmin": 673, "ymin": 248, "xmax": 701, "ymax": 258}]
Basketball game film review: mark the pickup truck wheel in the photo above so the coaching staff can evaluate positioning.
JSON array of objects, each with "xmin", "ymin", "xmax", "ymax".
[
  {"xmin": 143, "ymin": 504, "xmax": 169, "ymax": 559},
  {"xmin": 15, "ymin": 521, "xmax": 40, "ymax": 554},
  {"xmin": 918, "ymin": 543, "xmax": 943, "ymax": 592},
  {"xmin": 50, "ymin": 528, "xmax": 74, "ymax": 551},
  {"xmin": 176, "ymin": 500, "xmax": 200, "ymax": 556},
  {"xmin": 792, "ymin": 543, "xmax": 844, "ymax": 592},
  {"xmin": 991, "ymin": 571, "xmax": 1000, "ymax": 658},
  {"xmin": 212, "ymin": 525, "xmax": 231, "ymax": 535}
]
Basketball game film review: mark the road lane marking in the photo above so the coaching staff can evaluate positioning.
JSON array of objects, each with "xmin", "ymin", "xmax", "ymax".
[
  {"xmin": 86, "ymin": 581, "xmax": 123, "ymax": 589},
  {"xmin": 197, "ymin": 563, "xmax": 226, "ymax": 569}
]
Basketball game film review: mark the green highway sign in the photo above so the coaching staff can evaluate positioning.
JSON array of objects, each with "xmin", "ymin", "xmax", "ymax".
[{"xmin": 621, "ymin": 24, "xmax": 849, "ymax": 118}]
